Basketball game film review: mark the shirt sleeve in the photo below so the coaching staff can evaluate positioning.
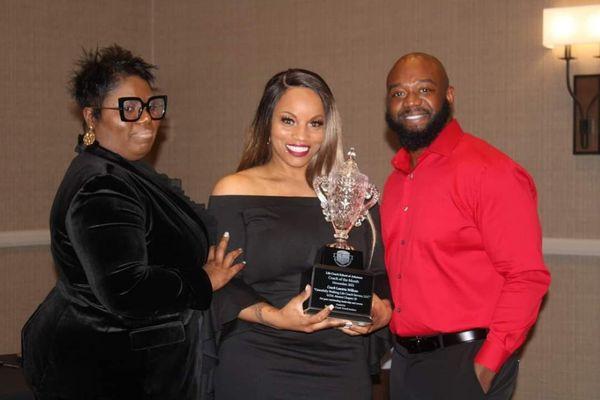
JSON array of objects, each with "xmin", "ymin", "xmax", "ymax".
[
  {"xmin": 207, "ymin": 197, "xmax": 265, "ymax": 331},
  {"xmin": 473, "ymin": 163, "xmax": 551, "ymax": 372},
  {"xmin": 66, "ymin": 174, "xmax": 213, "ymax": 318}
]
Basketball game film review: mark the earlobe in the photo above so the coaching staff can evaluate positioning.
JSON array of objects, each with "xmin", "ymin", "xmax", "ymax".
[{"xmin": 82, "ymin": 107, "xmax": 96, "ymax": 129}]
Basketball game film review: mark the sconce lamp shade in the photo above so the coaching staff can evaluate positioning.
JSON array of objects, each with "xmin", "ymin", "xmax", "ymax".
[{"xmin": 543, "ymin": 5, "xmax": 600, "ymax": 48}]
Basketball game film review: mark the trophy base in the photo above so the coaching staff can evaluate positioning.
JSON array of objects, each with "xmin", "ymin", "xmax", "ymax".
[{"xmin": 302, "ymin": 246, "xmax": 373, "ymax": 324}]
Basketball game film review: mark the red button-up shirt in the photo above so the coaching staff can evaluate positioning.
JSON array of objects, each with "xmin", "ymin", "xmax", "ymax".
[{"xmin": 381, "ymin": 119, "xmax": 550, "ymax": 372}]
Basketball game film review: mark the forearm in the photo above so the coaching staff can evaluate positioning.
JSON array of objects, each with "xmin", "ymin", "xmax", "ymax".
[
  {"xmin": 237, "ymin": 286, "xmax": 341, "ymax": 333},
  {"xmin": 95, "ymin": 264, "xmax": 210, "ymax": 317},
  {"xmin": 238, "ymin": 302, "xmax": 281, "ymax": 329}
]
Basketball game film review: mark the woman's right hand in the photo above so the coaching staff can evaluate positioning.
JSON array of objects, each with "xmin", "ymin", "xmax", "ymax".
[
  {"xmin": 203, "ymin": 232, "xmax": 245, "ymax": 291},
  {"xmin": 239, "ymin": 285, "xmax": 348, "ymax": 333}
]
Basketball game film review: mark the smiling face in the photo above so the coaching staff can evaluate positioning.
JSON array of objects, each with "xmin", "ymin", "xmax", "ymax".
[
  {"xmin": 268, "ymin": 87, "xmax": 325, "ymax": 172},
  {"xmin": 84, "ymin": 75, "xmax": 161, "ymax": 161},
  {"xmin": 386, "ymin": 54, "xmax": 454, "ymax": 134}
]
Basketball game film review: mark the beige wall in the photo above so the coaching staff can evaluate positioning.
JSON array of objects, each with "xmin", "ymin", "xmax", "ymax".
[{"xmin": 1, "ymin": 0, "xmax": 598, "ymax": 398}]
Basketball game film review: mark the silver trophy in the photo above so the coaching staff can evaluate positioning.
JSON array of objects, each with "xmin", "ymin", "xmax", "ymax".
[
  {"xmin": 304, "ymin": 148, "xmax": 379, "ymax": 323},
  {"xmin": 313, "ymin": 148, "xmax": 379, "ymax": 250}
]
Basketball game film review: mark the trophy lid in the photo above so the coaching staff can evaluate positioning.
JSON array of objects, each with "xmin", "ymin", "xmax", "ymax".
[
  {"xmin": 347, "ymin": 147, "xmax": 357, "ymax": 160},
  {"xmin": 337, "ymin": 147, "xmax": 362, "ymax": 178}
]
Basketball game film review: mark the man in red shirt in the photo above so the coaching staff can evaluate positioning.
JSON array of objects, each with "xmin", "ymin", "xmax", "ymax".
[{"xmin": 381, "ymin": 52, "xmax": 550, "ymax": 399}]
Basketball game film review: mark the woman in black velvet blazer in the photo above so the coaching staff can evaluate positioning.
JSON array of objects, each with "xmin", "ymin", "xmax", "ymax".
[{"xmin": 21, "ymin": 45, "xmax": 243, "ymax": 400}]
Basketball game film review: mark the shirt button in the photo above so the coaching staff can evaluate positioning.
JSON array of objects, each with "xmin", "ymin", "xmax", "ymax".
[
  {"xmin": 403, "ymin": 206, "xmax": 409, "ymax": 212},
  {"xmin": 395, "ymin": 306, "xmax": 402, "ymax": 313},
  {"xmin": 400, "ymin": 240, "xmax": 406, "ymax": 245},
  {"xmin": 396, "ymin": 273, "xmax": 402, "ymax": 279}
]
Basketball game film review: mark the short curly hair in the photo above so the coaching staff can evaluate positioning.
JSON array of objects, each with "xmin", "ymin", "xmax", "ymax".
[{"xmin": 70, "ymin": 44, "xmax": 156, "ymax": 120}]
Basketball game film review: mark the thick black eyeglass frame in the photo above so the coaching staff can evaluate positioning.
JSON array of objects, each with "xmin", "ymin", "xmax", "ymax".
[{"xmin": 99, "ymin": 95, "xmax": 168, "ymax": 122}]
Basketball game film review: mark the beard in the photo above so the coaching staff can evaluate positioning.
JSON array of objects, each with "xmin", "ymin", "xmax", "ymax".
[{"xmin": 385, "ymin": 100, "xmax": 452, "ymax": 152}]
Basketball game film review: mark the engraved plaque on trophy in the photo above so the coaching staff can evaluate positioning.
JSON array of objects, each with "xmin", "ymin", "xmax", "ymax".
[{"xmin": 303, "ymin": 148, "xmax": 380, "ymax": 324}]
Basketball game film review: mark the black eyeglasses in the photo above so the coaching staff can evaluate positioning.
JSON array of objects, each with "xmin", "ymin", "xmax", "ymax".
[{"xmin": 99, "ymin": 95, "xmax": 168, "ymax": 122}]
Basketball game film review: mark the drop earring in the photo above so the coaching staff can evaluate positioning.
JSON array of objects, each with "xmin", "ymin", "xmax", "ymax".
[{"xmin": 83, "ymin": 126, "xmax": 96, "ymax": 146}]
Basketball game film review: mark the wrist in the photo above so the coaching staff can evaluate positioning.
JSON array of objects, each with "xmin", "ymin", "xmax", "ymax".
[
  {"xmin": 374, "ymin": 299, "xmax": 392, "ymax": 324},
  {"xmin": 258, "ymin": 304, "xmax": 283, "ymax": 329}
]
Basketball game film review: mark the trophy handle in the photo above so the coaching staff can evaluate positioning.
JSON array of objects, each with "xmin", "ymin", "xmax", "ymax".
[
  {"xmin": 313, "ymin": 175, "xmax": 329, "ymax": 205},
  {"xmin": 355, "ymin": 184, "xmax": 380, "ymax": 227}
]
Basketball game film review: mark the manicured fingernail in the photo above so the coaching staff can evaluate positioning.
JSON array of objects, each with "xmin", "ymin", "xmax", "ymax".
[
  {"xmin": 242, "ymin": 260, "xmax": 247, "ymax": 265},
  {"xmin": 223, "ymin": 231, "xmax": 230, "ymax": 238},
  {"xmin": 344, "ymin": 321, "xmax": 353, "ymax": 328},
  {"xmin": 305, "ymin": 284, "xmax": 310, "ymax": 291},
  {"xmin": 238, "ymin": 248, "xmax": 243, "ymax": 252},
  {"xmin": 327, "ymin": 304, "xmax": 334, "ymax": 311}
]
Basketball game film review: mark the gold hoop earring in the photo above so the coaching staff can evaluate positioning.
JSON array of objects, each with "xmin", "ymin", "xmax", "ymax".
[{"xmin": 83, "ymin": 126, "xmax": 96, "ymax": 146}]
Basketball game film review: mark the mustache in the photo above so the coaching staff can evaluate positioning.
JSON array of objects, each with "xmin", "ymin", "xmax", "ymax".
[{"xmin": 399, "ymin": 107, "xmax": 431, "ymax": 117}]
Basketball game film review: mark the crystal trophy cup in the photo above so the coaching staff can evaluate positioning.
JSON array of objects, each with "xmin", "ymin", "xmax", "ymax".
[{"xmin": 303, "ymin": 148, "xmax": 380, "ymax": 324}]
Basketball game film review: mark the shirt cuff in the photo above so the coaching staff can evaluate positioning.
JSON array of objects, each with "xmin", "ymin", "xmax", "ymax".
[{"xmin": 474, "ymin": 338, "xmax": 512, "ymax": 373}]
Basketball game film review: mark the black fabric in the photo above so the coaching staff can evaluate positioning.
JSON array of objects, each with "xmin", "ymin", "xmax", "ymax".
[
  {"xmin": 390, "ymin": 340, "xmax": 519, "ymax": 400},
  {"xmin": 208, "ymin": 195, "xmax": 391, "ymax": 400},
  {"xmin": 128, "ymin": 321, "xmax": 186, "ymax": 351},
  {"xmin": 21, "ymin": 144, "xmax": 215, "ymax": 399}
]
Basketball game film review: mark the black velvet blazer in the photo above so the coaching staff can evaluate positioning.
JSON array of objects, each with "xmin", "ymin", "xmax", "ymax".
[{"xmin": 22, "ymin": 143, "xmax": 216, "ymax": 399}]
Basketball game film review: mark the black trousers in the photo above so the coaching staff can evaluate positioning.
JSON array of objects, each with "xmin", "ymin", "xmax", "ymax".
[{"xmin": 390, "ymin": 339, "xmax": 519, "ymax": 400}]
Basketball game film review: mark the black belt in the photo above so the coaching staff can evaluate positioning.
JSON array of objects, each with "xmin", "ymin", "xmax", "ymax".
[{"xmin": 395, "ymin": 328, "xmax": 487, "ymax": 354}]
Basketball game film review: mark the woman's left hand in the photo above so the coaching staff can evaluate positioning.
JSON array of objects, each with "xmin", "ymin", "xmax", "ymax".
[
  {"xmin": 203, "ymin": 232, "xmax": 245, "ymax": 291},
  {"xmin": 337, "ymin": 294, "xmax": 392, "ymax": 336}
]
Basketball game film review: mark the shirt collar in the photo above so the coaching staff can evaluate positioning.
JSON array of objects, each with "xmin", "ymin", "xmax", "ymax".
[
  {"xmin": 391, "ymin": 118, "xmax": 464, "ymax": 173},
  {"xmin": 427, "ymin": 118, "xmax": 463, "ymax": 156}
]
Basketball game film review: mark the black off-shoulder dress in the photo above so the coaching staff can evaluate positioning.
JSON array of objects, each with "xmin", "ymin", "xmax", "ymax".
[{"xmin": 208, "ymin": 195, "xmax": 390, "ymax": 400}]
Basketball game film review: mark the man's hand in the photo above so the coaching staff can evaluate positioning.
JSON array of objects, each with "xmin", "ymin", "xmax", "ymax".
[{"xmin": 474, "ymin": 362, "xmax": 496, "ymax": 394}]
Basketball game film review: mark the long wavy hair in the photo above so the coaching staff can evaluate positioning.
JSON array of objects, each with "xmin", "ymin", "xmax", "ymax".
[{"xmin": 237, "ymin": 69, "xmax": 343, "ymax": 186}]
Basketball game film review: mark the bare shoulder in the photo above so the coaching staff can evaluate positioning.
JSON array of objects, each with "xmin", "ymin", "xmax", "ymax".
[{"xmin": 211, "ymin": 169, "xmax": 263, "ymax": 195}]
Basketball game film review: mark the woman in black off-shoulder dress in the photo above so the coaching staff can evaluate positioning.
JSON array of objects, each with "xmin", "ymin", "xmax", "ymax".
[{"xmin": 209, "ymin": 69, "xmax": 392, "ymax": 400}]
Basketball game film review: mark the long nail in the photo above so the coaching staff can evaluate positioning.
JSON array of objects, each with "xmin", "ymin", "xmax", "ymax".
[
  {"xmin": 223, "ymin": 231, "xmax": 230, "ymax": 238},
  {"xmin": 327, "ymin": 304, "xmax": 334, "ymax": 311},
  {"xmin": 305, "ymin": 284, "xmax": 310, "ymax": 292}
]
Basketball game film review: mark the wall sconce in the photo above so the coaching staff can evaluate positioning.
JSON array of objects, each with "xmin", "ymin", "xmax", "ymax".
[{"xmin": 543, "ymin": 5, "xmax": 600, "ymax": 154}]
